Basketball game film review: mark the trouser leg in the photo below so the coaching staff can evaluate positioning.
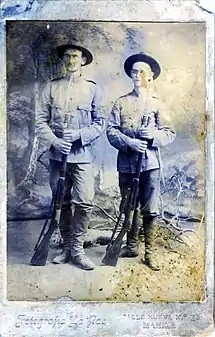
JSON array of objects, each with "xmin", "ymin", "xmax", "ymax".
[
  {"xmin": 143, "ymin": 215, "xmax": 160, "ymax": 271},
  {"xmin": 71, "ymin": 205, "xmax": 92, "ymax": 257},
  {"xmin": 139, "ymin": 169, "xmax": 161, "ymax": 271},
  {"xmin": 70, "ymin": 163, "xmax": 95, "ymax": 271}
]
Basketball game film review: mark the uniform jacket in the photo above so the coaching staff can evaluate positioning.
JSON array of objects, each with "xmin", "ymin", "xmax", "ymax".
[
  {"xmin": 36, "ymin": 75, "xmax": 105, "ymax": 163},
  {"xmin": 107, "ymin": 90, "xmax": 176, "ymax": 174}
]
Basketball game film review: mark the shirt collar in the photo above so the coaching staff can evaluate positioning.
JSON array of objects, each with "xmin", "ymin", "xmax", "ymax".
[
  {"xmin": 63, "ymin": 73, "xmax": 84, "ymax": 83},
  {"xmin": 130, "ymin": 88, "xmax": 158, "ymax": 99}
]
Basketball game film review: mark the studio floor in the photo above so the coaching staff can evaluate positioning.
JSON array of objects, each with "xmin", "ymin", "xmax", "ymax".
[{"xmin": 7, "ymin": 219, "xmax": 204, "ymax": 302}]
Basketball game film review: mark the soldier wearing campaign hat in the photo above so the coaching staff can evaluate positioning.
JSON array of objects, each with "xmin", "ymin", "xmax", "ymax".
[
  {"xmin": 107, "ymin": 52, "xmax": 176, "ymax": 271},
  {"xmin": 35, "ymin": 39, "xmax": 105, "ymax": 270}
]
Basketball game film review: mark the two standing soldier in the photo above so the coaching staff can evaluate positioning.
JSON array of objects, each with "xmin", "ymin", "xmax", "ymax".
[{"xmin": 36, "ymin": 40, "xmax": 175, "ymax": 271}]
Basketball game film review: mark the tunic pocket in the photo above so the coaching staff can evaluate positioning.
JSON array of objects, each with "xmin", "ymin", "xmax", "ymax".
[
  {"xmin": 120, "ymin": 114, "xmax": 136, "ymax": 137},
  {"xmin": 51, "ymin": 104, "xmax": 64, "ymax": 127},
  {"xmin": 77, "ymin": 104, "xmax": 91, "ymax": 127}
]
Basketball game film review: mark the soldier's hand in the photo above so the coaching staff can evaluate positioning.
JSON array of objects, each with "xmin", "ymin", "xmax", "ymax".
[
  {"xmin": 52, "ymin": 139, "xmax": 72, "ymax": 154},
  {"xmin": 129, "ymin": 139, "xmax": 148, "ymax": 153},
  {"xmin": 63, "ymin": 129, "xmax": 80, "ymax": 143},
  {"xmin": 138, "ymin": 127, "xmax": 154, "ymax": 140}
]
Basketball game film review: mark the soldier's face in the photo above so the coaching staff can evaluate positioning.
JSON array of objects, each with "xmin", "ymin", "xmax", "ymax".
[
  {"xmin": 130, "ymin": 62, "xmax": 154, "ymax": 88},
  {"xmin": 63, "ymin": 48, "xmax": 86, "ymax": 73}
]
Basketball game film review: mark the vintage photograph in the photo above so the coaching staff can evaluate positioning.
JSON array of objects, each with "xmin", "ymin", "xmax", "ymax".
[{"xmin": 7, "ymin": 21, "xmax": 205, "ymax": 302}]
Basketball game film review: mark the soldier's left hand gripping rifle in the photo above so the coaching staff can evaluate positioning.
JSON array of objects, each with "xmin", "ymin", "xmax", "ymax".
[
  {"xmin": 29, "ymin": 114, "xmax": 70, "ymax": 266},
  {"xmin": 102, "ymin": 115, "xmax": 150, "ymax": 267}
]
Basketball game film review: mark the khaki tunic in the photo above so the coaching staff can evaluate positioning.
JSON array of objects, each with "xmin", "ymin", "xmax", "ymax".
[
  {"xmin": 107, "ymin": 90, "xmax": 176, "ymax": 173},
  {"xmin": 36, "ymin": 75, "xmax": 105, "ymax": 163}
]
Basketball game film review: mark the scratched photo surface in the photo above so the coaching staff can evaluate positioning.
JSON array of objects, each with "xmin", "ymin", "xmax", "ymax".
[{"xmin": 7, "ymin": 21, "xmax": 205, "ymax": 301}]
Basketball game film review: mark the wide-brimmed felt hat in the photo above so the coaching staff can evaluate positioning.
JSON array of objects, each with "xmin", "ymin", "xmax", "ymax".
[
  {"xmin": 124, "ymin": 52, "xmax": 161, "ymax": 80},
  {"xmin": 56, "ymin": 39, "xmax": 93, "ymax": 66}
]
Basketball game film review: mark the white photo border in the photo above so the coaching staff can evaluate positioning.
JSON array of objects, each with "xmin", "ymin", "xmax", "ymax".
[{"xmin": 0, "ymin": 1, "xmax": 214, "ymax": 336}]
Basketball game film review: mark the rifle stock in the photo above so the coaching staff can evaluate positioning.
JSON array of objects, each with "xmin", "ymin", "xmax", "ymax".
[
  {"xmin": 29, "ymin": 155, "xmax": 67, "ymax": 266},
  {"xmin": 102, "ymin": 209, "xmax": 135, "ymax": 266},
  {"xmin": 29, "ymin": 219, "xmax": 58, "ymax": 266}
]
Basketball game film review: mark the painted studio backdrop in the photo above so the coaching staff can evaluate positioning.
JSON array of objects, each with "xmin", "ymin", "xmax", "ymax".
[{"xmin": 7, "ymin": 21, "xmax": 205, "ymax": 301}]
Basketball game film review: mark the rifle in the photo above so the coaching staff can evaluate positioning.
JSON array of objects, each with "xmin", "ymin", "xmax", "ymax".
[
  {"xmin": 29, "ymin": 115, "xmax": 69, "ymax": 266},
  {"xmin": 102, "ymin": 115, "xmax": 150, "ymax": 267},
  {"xmin": 102, "ymin": 152, "xmax": 143, "ymax": 266}
]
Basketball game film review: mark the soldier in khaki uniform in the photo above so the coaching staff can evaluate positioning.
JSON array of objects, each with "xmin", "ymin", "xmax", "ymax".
[
  {"xmin": 36, "ymin": 40, "xmax": 105, "ymax": 270},
  {"xmin": 107, "ymin": 53, "xmax": 176, "ymax": 270}
]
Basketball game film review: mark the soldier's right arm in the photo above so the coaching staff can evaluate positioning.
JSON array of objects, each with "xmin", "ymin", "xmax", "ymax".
[
  {"xmin": 35, "ymin": 83, "xmax": 59, "ymax": 150},
  {"xmin": 107, "ymin": 98, "xmax": 146, "ymax": 153}
]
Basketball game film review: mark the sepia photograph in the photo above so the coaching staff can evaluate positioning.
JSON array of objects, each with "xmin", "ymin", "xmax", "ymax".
[{"xmin": 6, "ymin": 20, "xmax": 206, "ymax": 303}]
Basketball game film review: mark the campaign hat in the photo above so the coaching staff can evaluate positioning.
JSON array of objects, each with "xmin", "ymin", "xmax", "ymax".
[
  {"xmin": 124, "ymin": 52, "xmax": 161, "ymax": 80},
  {"xmin": 56, "ymin": 38, "xmax": 93, "ymax": 66}
]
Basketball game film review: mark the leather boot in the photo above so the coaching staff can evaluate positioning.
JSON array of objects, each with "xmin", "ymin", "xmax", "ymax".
[
  {"xmin": 53, "ymin": 205, "xmax": 72, "ymax": 264},
  {"xmin": 70, "ymin": 205, "xmax": 95, "ymax": 271},
  {"xmin": 120, "ymin": 208, "xmax": 141, "ymax": 258},
  {"xmin": 143, "ymin": 216, "xmax": 160, "ymax": 271},
  {"xmin": 72, "ymin": 255, "xmax": 94, "ymax": 271},
  {"xmin": 52, "ymin": 247, "xmax": 71, "ymax": 264}
]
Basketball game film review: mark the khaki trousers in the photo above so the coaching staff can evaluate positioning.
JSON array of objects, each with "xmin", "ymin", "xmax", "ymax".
[{"xmin": 49, "ymin": 159, "xmax": 94, "ymax": 256}]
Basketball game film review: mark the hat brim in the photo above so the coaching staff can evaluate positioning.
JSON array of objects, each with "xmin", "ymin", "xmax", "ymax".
[
  {"xmin": 124, "ymin": 53, "xmax": 161, "ymax": 80},
  {"xmin": 56, "ymin": 44, "xmax": 93, "ymax": 66}
]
